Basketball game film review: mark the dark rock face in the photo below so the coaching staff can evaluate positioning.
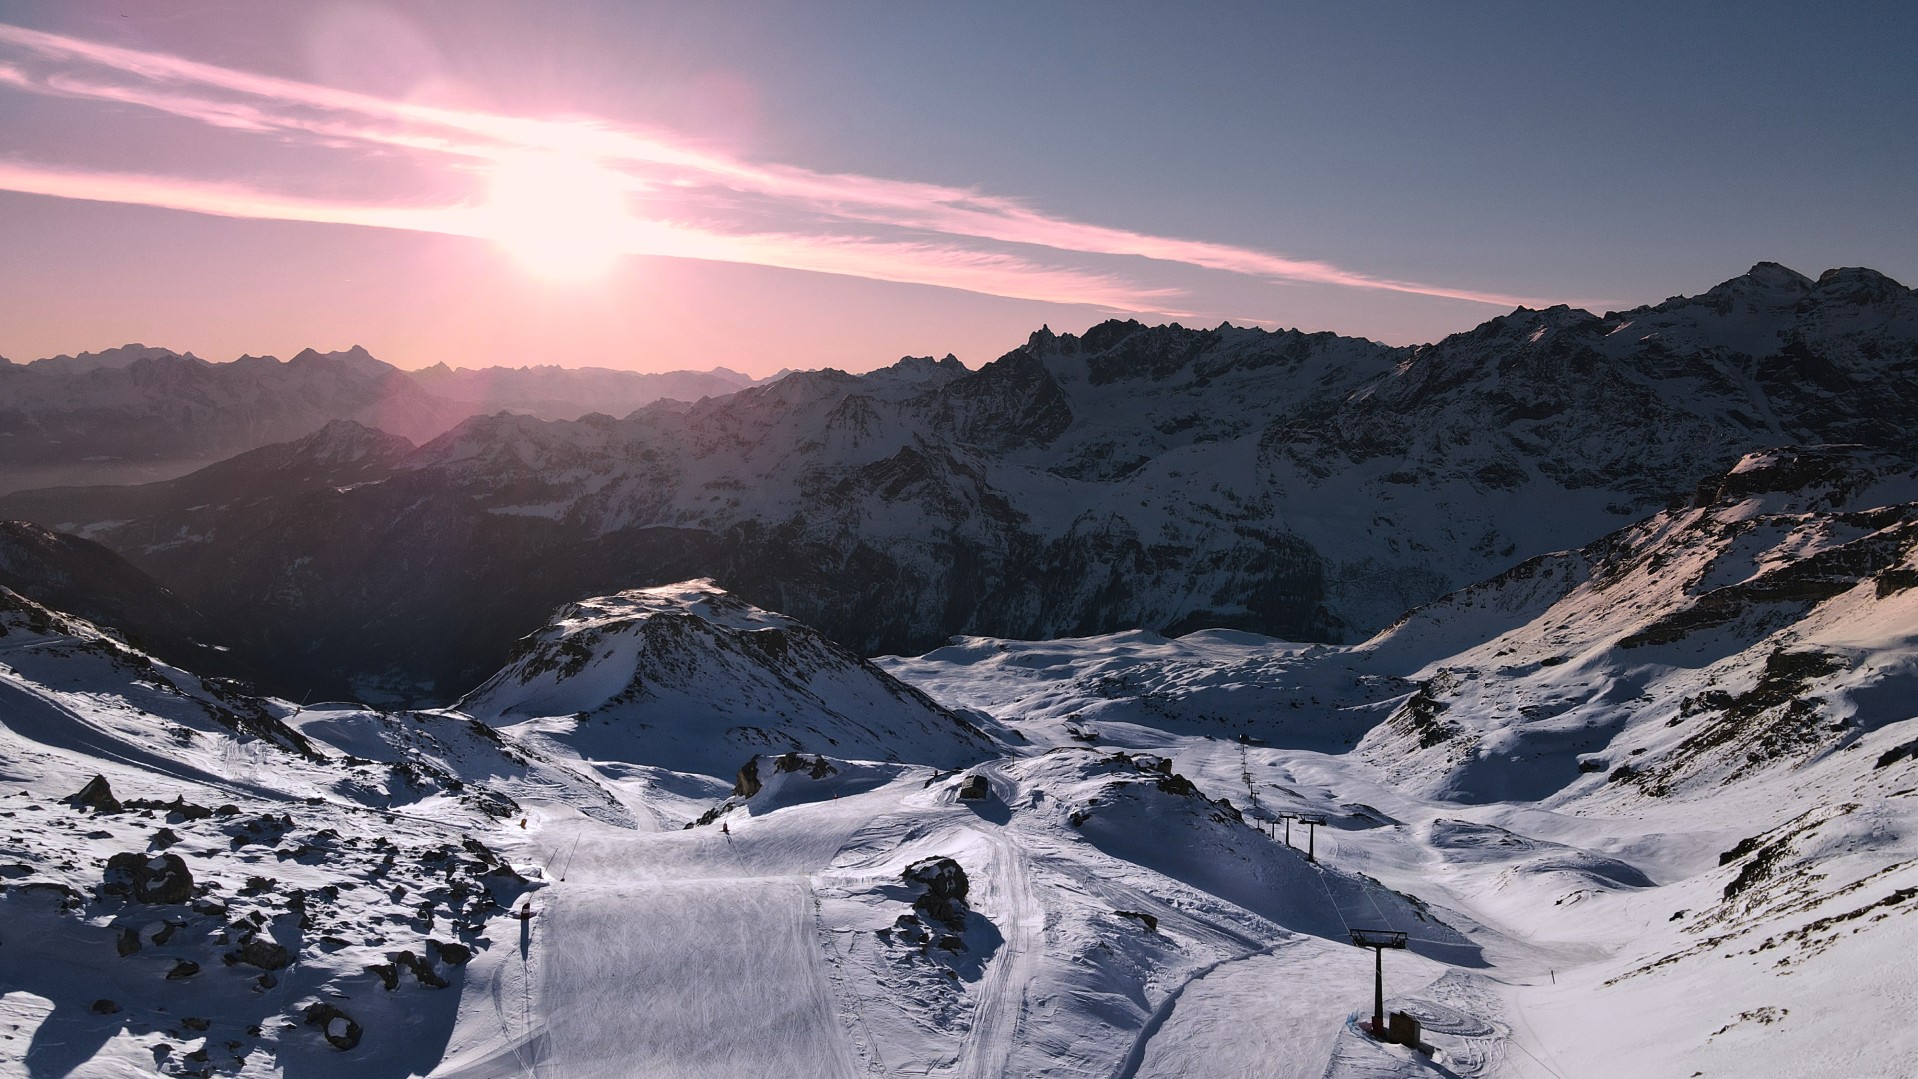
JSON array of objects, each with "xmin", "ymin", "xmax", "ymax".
[
  {"xmin": 104, "ymin": 851, "xmax": 195, "ymax": 904},
  {"xmin": 903, "ymin": 856, "xmax": 971, "ymax": 932},
  {"xmin": 732, "ymin": 758, "xmax": 762, "ymax": 798}
]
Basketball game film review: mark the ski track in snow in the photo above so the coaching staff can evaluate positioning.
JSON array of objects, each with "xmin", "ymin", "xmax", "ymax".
[{"xmin": 955, "ymin": 778, "xmax": 1037, "ymax": 1079}]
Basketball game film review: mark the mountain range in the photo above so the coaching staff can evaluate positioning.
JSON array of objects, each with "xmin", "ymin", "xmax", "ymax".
[
  {"xmin": 3, "ymin": 262, "xmax": 1912, "ymax": 704},
  {"xmin": 0, "ymin": 345, "xmax": 755, "ymax": 494}
]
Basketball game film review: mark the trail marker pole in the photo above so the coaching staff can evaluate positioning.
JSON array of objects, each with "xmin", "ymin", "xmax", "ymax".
[
  {"xmin": 1350, "ymin": 928, "xmax": 1408, "ymax": 1037},
  {"xmin": 1298, "ymin": 815, "xmax": 1327, "ymax": 862}
]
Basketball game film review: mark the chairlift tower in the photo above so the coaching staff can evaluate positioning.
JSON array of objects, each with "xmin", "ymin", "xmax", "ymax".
[
  {"xmin": 1296, "ymin": 814, "xmax": 1327, "ymax": 862},
  {"xmin": 1275, "ymin": 812, "xmax": 1297, "ymax": 846},
  {"xmin": 1349, "ymin": 929, "xmax": 1408, "ymax": 1037}
]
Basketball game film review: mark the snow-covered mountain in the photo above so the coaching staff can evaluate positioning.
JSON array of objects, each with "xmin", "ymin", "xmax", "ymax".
[
  {"xmin": 20, "ymin": 343, "xmax": 207, "ymax": 375},
  {"xmin": 0, "ymin": 346, "xmax": 757, "ymax": 495},
  {"xmin": 0, "ymin": 346, "xmax": 465, "ymax": 493},
  {"xmin": 459, "ymin": 581, "xmax": 999, "ymax": 776},
  {"xmin": 881, "ymin": 442, "xmax": 1918, "ymax": 1076},
  {"xmin": 406, "ymin": 362, "xmax": 754, "ymax": 421},
  {"xmin": 10, "ymin": 263, "xmax": 1914, "ymax": 702}
]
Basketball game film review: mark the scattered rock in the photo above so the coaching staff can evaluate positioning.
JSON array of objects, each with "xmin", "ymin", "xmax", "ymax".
[
  {"xmin": 302, "ymin": 1003, "xmax": 362, "ymax": 1051},
  {"xmin": 182, "ymin": 1017, "xmax": 210, "ymax": 1032},
  {"xmin": 1115, "ymin": 909, "xmax": 1159, "ymax": 932},
  {"xmin": 116, "ymin": 926, "xmax": 143, "ymax": 956},
  {"xmin": 165, "ymin": 960, "xmax": 201, "ymax": 980},
  {"xmin": 91, "ymin": 999, "xmax": 120, "ymax": 1015},
  {"xmin": 430, "ymin": 939, "xmax": 472, "ymax": 966},
  {"xmin": 68, "ymin": 775, "xmax": 123, "ymax": 814},
  {"xmin": 151, "ymin": 827, "xmax": 182, "ymax": 849}
]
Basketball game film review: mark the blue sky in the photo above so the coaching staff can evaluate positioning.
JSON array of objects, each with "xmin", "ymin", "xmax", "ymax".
[{"xmin": 0, "ymin": 1, "xmax": 1911, "ymax": 373}]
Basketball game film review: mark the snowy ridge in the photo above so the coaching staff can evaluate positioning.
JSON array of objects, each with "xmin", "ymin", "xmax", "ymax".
[{"xmin": 459, "ymin": 581, "xmax": 1000, "ymax": 777}]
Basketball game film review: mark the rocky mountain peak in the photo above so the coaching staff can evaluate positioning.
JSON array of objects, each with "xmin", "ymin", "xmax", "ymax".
[
  {"xmin": 1812, "ymin": 265, "xmax": 1911, "ymax": 305},
  {"xmin": 26, "ymin": 343, "xmax": 201, "ymax": 373},
  {"xmin": 286, "ymin": 419, "xmax": 416, "ymax": 466}
]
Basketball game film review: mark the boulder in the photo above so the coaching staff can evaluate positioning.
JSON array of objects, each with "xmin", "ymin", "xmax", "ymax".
[
  {"xmin": 956, "ymin": 774, "xmax": 990, "ymax": 801},
  {"xmin": 902, "ymin": 856, "xmax": 970, "ymax": 931},
  {"xmin": 104, "ymin": 851, "xmax": 194, "ymax": 904},
  {"xmin": 69, "ymin": 775, "xmax": 123, "ymax": 814},
  {"xmin": 226, "ymin": 937, "xmax": 292, "ymax": 970}
]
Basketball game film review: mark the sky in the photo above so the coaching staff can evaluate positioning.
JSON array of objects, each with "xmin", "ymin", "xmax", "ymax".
[{"xmin": 0, "ymin": 1, "xmax": 1913, "ymax": 376}]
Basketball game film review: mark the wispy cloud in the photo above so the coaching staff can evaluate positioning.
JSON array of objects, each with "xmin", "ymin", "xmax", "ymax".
[{"xmin": 0, "ymin": 23, "xmax": 1554, "ymax": 313}]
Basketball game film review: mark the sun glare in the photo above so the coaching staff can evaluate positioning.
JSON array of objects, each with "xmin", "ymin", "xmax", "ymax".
[{"xmin": 483, "ymin": 151, "xmax": 632, "ymax": 280}]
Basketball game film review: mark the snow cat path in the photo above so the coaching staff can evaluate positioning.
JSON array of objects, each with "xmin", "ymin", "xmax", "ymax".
[
  {"xmin": 535, "ymin": 873, "xmax": 858, "ymax": 1079},
  {"xmin": 956, "ymin": 821, "xmax": 1040, "ymax": 1079}
]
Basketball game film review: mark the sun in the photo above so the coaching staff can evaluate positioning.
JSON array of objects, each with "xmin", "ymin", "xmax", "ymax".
[{"xmin": 482, "ymin": 150, "xmax": 632, "ymax": 280}]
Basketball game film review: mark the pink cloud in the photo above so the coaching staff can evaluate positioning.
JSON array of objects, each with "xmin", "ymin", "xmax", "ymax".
[
  {"xmin": 0, "ymin": 160, "xmax": 1175, "ymax": 310},
  {"xmin": 0, "ymin": 23, "xmax": 1558, "ymax": 312}
]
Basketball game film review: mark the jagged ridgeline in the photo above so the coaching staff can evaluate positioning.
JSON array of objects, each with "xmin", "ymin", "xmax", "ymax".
[{"xmin": 2, "ymin": 263, "xmax": 1913, "ymax": 702}]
